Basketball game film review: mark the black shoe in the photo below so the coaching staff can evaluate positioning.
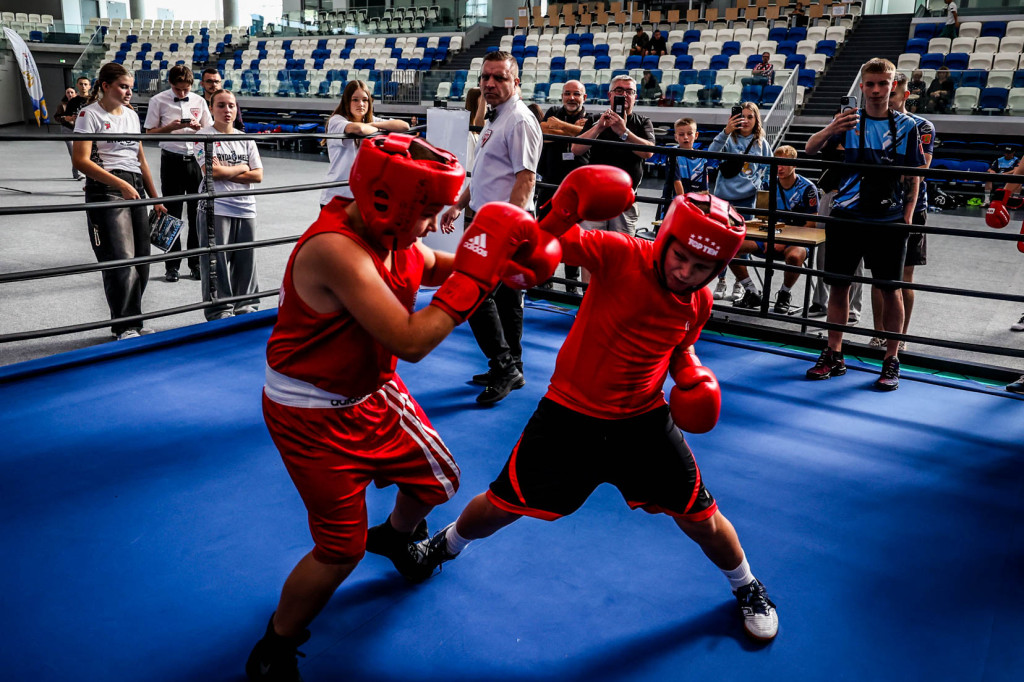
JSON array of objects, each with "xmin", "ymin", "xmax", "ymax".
[
  {"xmin": 806, "ymin": 347, "xmax": 846, "ymax": 380},
  {"xmin": 1006, "ymin": 375, "xmax": 1024, "ymax": 394},
  {"xmin": 471, "ymin": 368, "xmax": 526, "ymax": 388},
  {"xmin": 734, "ymin": 579, "xmax": 779, "ymax": 641},
  {"xmin": 365, "ymin": 518, "xmax": 429, "ymax": 581},
  {"xmin": 773, "ymin": 290, "xmax": 792, "ymax": 314},
  {"xmin": 874, "ymin": 355, "xmax": 900, "ymax": 391},
  {"xmin": 733, "ymin": 289, "xmax": 762, "ymax": 309},
  {"xmin": 190, "ymin": 267, "xmax": 202, "ymax": 281},
  {"xmin": 566, "ymin": 286, "xmax": 580, "ymax": 295},
  {"xmin": 476, "ymin": 368, "xmax": 525, "ymax": 405},
  {"xmin": 245, "ymin": 615, "xmax": 310, "ymax": 682},
  {"xmin": 164, "ymin": 269, "xmax": 179, "ymax": 283},
  {"xmin": 409, "ymin": 523, "xmax": 461, "ymax": 582},
  {"xmin": 807, "ymin": 303, "xmax": 827, "ymax": 318}
]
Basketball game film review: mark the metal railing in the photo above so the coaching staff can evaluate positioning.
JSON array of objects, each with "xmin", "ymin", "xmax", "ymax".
[{"xmin": 762, "ymin": 69, "xmax": 799, "ymax": 149}]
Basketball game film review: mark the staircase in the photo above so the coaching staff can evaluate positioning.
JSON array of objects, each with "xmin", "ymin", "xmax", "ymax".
[
  {"xmin": 775, "ymin": 122, "xmax": 829, "ymax": 181},
  {"xmin": 800, "ymin": 13, "xmax": 914, "ymax": 117}
]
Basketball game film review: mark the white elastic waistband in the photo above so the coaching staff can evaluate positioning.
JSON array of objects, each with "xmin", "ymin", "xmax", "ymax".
[{"xmin": 264, "ymin": 364, "xmax": 370, "ymax": 408}]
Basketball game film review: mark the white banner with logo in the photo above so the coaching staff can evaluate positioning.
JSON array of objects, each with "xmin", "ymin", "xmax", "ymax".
[{"xmin": 3, "ymin": 28, "xmax": 48, "ymax": 125}]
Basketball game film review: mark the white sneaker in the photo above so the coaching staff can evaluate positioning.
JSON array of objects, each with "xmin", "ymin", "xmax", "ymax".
[
  {"xmin": 139, "ymin": 327, "xmax": 155, "ymax": 335},
  {"xmin": 713, "ymin": 278, "xmax": 729, "ymax": 300},
  {"xmin": 117, "ymin": 329, "xmax": 140, "ymax": 340},
  {"xmin": 731, "ymin": 281, "xmax": 745, "ymax": 302},
  {"xmin": 234, "ymin": 305, "xmax": 258, "ymax": 315},
  {"xmin": 734, "ymin": 579, "xmax": 778, "ymax": 641},
  {"xmin": 868, "ymin": 337, "xmax": 885, "ymax": 348},
  {"xmin": 210, "ymin": 311, "xmax": 234, "ymax": 320},
  {"xmin": 1011, "ymin": 314, "xmax": 1024, "ymax": 332}
]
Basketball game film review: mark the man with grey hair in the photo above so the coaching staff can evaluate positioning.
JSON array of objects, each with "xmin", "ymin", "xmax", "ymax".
[
  {"xmin": 570, "ymin": 74, "xmax": 655, "ymax": 242},
  {"xmin": 440, "ymin": 51, "xmax": 543, "ymax": 405}
]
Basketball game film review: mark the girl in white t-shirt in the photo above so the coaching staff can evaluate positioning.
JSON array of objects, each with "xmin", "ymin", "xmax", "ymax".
[
  {"xmin": 73, "ymin": 62, "xmax": 166, "ymax": 340},
  {"xmin": 195, "ymin": 89, "xmax": 264, "ymax": 321},
  {"xmin": 319, "ymin": 80, "xmax": 410, "ymax": 206}
]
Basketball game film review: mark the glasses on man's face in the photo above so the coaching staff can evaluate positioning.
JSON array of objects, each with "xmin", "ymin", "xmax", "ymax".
[{"xmin": 610, "ymin": 87, "xmax": 637, "ymax": 95}]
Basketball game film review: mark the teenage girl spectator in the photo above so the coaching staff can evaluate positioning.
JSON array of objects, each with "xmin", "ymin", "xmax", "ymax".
[
  {"xmin": 195, "ymin": 89, "xmax": 264, "ymax": 321},
  {"xmin": 319, "ymin": 80, "xmax": 410, "ymax": 207},
  {"xmin": 708, "ymin": 102, "xmax": 772, "ymax": 303},
  {"xmin": 72, "ymin": 62, "xmax": 166, "ymax": 341}
]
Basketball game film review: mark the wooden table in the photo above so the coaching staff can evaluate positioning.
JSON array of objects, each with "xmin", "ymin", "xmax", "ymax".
[{"xmin": 743, "ymin": 221, "xmax": 827, "ymax": 332}]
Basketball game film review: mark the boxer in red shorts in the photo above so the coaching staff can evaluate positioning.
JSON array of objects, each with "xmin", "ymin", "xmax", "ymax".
[
  {"xmin": 246, "ymin": 133, "xmax": 563, "ymax": 681},
  {"xmin": 413, "ymin": 178, "xmax": 780, "ymax": 642}
]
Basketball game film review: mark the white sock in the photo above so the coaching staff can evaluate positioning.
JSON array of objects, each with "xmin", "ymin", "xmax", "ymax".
[
  {"xmin": 740, "ymin": 277, "xmax": 758, "ymax": 293},
  {"xmin": 444, "ymin": 522, "xmax": 471, "ymax": 555},
  {"xmin": 780, "ymin": 284, "xmax": 791, "ymax": 294},
  {"xmin": 722, "ymin": 555, "xmax": 755, "ymax": 591}
]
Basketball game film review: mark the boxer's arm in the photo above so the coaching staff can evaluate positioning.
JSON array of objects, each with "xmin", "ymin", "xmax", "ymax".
[{"xmin": 293, "ymin": 233, "xmax": 455, "ymax": 362}]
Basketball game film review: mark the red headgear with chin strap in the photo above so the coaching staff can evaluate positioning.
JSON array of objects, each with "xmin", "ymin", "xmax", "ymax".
[
  {"xmin": 654, "ymin": 193, "xmax": 746, "ymax": 292},
  {"xmin": 349, "ymin": 133, "xmax": 466, "ymax": 250}
]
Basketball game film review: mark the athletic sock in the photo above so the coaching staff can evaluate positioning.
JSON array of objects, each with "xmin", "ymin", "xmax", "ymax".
[
  {"xmin": 444, "ymin": 523, "xmax": 472, "ymax": 555},
  {"xmin": 722, "ymin": 555, "xmax": 755, "ymax": 591},
  {"xmin": 740, "ymin": 277, "xmax": 758, "ymax": 293},
  {"xmin": 780, "ymin": 284, "xmax": 792, "ymax": 294}
]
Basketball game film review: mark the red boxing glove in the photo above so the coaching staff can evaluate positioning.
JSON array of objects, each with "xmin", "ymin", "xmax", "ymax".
[
  {"xmin": 430, "ymin": 202, "xmax": 539, "ymax": 324},
  {"xmin": 538, "ymin": 165, "xmax": 636, "ymax": 237},
  {"xmin": 987, "ymin": 199, "xmax": 1010, "ymax": 230},
  {"xmin": 501, "ymin": 230, "xmax": 563, "ymax": 289},
  {"xmin": 668, "ymin": 351, "xmax": 721, "ymax": 434},
  {"xmin": 1018, "ymin": 222, "xmax": 1024, "ymax": 254}
]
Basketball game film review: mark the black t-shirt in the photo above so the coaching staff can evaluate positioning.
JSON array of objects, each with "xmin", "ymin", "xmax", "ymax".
[
  {"xmin": 61, "ymin": 95, "xmax": 90, "ymax": 130},
  {"xmin": 579, "ymin": 112, "xmax": 656, "ymax": 189},
  {"xmin": 539, "ymin": 105, "xmax": 589, "ymax": 190},
  {"xmin": 648, "ymin": 35, "xmax": 667, "ymax": 53},
  {"xmin": 631, "ymin": 32, "xmax": 649, "ymax": 50}
]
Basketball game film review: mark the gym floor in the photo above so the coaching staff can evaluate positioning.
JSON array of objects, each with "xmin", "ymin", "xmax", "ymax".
[{"xmin": 1, "ymin": 303, "xmax": 1022, "ymax": 681}]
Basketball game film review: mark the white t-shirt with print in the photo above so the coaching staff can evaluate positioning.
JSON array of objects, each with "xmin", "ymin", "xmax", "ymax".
[
  {"xmin": 319, "ymin": 114, "xmax": 379, "ymax": 205},
  {"xmin": 195, "ymin": 126, "xmax": 263, "ymax": 218},
  {"xmin": 945, "ymin": 2, "xmax": 958, "ymax": 25},
  {"xmin": 73, "ymin": 102, "xmax": 142, "ymax": 174}
]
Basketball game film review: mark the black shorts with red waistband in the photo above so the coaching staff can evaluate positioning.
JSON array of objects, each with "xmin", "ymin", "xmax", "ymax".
[{"xmin": 487, "ymin": 397, "xmax": 718, "ymax": 521}]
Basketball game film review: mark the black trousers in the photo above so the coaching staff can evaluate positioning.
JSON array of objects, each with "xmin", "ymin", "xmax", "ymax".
[
  {"xmin": 464, "ymin": 207, "xmax": 525, "ymax": 373},
  {"xmin": 160, "ymin": 150, "xmax": 203, "ymax": 272}
]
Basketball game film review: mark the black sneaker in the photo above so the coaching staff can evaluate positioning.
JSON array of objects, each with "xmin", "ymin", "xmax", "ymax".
[
  {"xmin": 476, "ymin": 368, "xmax": 525, "ymax": 405},
  {"xmin": 365, "ymin": 518, "xmax": 429, "ymax": 581},
  {"xmin": 807, "ymin": 303, "xmax": 827, "ymax": 318},
  {"xmin": 874, "ymin": 355, "xmax": 900, "ymax": 391},
  {"xmin": 1006, "ymin": 375, "xmax": 1024, "ymax": 394},
  {"xmin": 773, "ymin": 290, "xmax": 792, "ymax": 314},
  {"xmin": 472, "ymin": 369, "xmax": 527, "ymax": 388},
  {"xmin": 733, "ymin": 289, "xmax": 762, "ymax": 309},
  {"xmin": 806, "ymin": 348, "xmax": 846, "ymax": 380},
  {"xmin": 245, "ymin": 615, "xmax": 310, "ymax": 682},
  {"xmin": 733, "ymin": 579, "xmax": 778, "ymax": 641},
  {"xmin": 190, "ymin": 266, "xmax": 202, "ymax": 281},
  {"xmin": 409, "ymin": 523, "xmax": 461, "ymax": 582}
]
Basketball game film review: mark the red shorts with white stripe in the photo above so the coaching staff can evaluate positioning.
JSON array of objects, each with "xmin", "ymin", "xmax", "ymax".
[{"xmin": 262, "ymin": 375, "xmax": 460, "ymax": 564}]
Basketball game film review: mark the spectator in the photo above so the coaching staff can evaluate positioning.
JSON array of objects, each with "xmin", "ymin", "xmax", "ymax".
[
  {"xmin": 528, "ymin": 102, "xmax": 544, "ymax": 122},
  {"xmin": 55, "ymin": 86, "xmax": 81, "ymax": 180},
  {"xmin": 629, "ymin": 25, "xmax": 650, "ymax": 56},
  {"xmin": 464, "ymin": 86, "xmax": 487, "ymax": 168},
  {"xmin": 905, "ymin": 70, "xmax": 928, "ymax": 113},
  {"xmin": 742, "ymin": 52, "xmax": 775, "ymax": 87},
  {"xmin": 199, "ymin": 68, "xmax": 243, "ymax": 131},
  {"xmin": 869, "ymin": 71, "xmax": 936, "ymax": 350},
  {"xmin": 725, "ymin": 145, "xmax": 818, "ymax": 313},
  {"xmin": 319, "ymin": 80, "xmax": 410, "ymax": 207},
  {"xmin": 538, "ymin": 79, "xmax": 590, "ymax": 294},
  {"xmin": 195, "ymin": 89, "xmax": 263, "ymax": 321},
  {"xmin": 938, "ymin": 0, "xmax": 959, "ymax": 39},
  {"xmin": 647, "ymin": 29, "xmax": 667, "ymax": 57},
  {"xmin": 439, "ymin": 51, "xmax": 543, "ymax": 405},
  {"xmin": 985, "ymin": 146, "xmax": 1020, "ymax": 205},
  {"xmin": 571, "ymin": 74, "xmax": 656, "ymax": 246},
  {"xmin": 639, "ymin": 71, "xmax": 663, "ymax": 104},
  {"xmin": 790, "ymin": 1, "xmax": 808, "ymax": 28},
  {"xmin": 924, "ymin": 67, "xmax": 955, "ymax": 114},
  {"xmin": 59, "ymin": 78, "xmax": 93, "ymax": 179},
  {"xmin": 708, "ymin": 102, "xmax": 772, "ymax": 303},
  {"xmin": 72, "ymin": 62, "xmax": 166, "ymax": 340},
  {"xmin": 658, "ymin": 117, "xmax": 708, "ymax": 221},
  {"xmin": 804, "ymin": 58, "xmax": 926, "ymax": 390},
  {"xmin": 144, "ymin": 65, "xmax": 213, "ymax": 283}
]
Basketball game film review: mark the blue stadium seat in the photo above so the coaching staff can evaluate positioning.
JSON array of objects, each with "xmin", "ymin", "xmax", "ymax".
[
  {"xmin": 595, "ymin": 55, "xmax": 611, "ymax": 70},
  {"xmin": 944, "ymin": 52, "xmax": 969, "ymax": 70},
  {"xmin": 551, "ymin": 56, "xmax": 566, "ymax": 70},
  {"xmin": 788, "ymin": 27, "xmax": 807, "ymax": 42},
  {"xmin": 578, "ymin": 43, "xmax": 594, "ymax": 57},
  {"xmin": 762, "ymin": 85, "xmax": 783, "ymax": 106},
  {"xmin": 960, "ymin": 70, "xmax": 987, "ymax": 88},
  {"xmin": 1014, "ymin": 70, "xmax": 1024, "ymax": 88},
  {"xmin": 565, "ymin": 69, "xmax": 581, "ymax": 82},
  {"xmin": 786, "ymin": 54, "xmax": 806, "ymax": 69},
  {"xmin": 449, "ymin": 81, "xmax": 465, "ymax": 100},
  {"xmin": 913, "ymin": 23, "xmax": 941, "ymax": 40},
  {"xmin": 678, "ymin": 69, "xmax": 699, "ymax": 86},
  {"xmin": 593, "ymin": 43, "xmax": 609, "ymax": 56},
  {"xmin": 671, "ymin": 42, "xmax": 688, "ymax": 56},
  {"xmin": 512, "ymin": 33, "xmax": 526, "ymax": 46},
  {"xmin": 798, "ymin": 69, "xmax": 816, "ymax": 89},
  {"xmin": 585, "ymin": 82, "xmax": 600, "ymax": 99},
  {"xmin": 625, "ymin": 55, "xmax": 643, "ymax": 69},
  {"xmin": 533, "ymin": 83, "xmax": 550, "ymax": 101},
  {"xmin": 905, "ymin": 38, "xmax": 929, "ymax": 55},
  {"xmin": 550, "ymin": 69, "xmax": 567, "ymax": 83},
  {"xmin": 565, "ymin": 33, "xmax": 580, "ymax": 46},
  {"xmin": 684, "ymin": 30, "xmax": 701, "ymax": 43},
  {"xmin": 666, "ymin": 83, "xmax": 686, "ymax": 103},
  {"xmin": 525, "ymin": 45, "xmax": 539, "ymax": 57},
  {"xmin": 598, "ymin": 83, "xmax": 610, "ymax": 101},
  {"xmin": 768, "ymin": 27, "xmax": 788, "ymax": 42},
  {"xmin": 776, "ymin": 40, "xmax": 798, "ymax": 57},
  {"xmin": 698, "ymin": 69, "xmax": 717, "ymax": 87},
  {"xmin": 721, "ymin": 41, "xmax": 740, "ymax": 57},
  {"xmin": 710, "ymin": 54, "xmax": 730, "ymax": 70},
  {"xmin": 674, "ymin": 55, "xmax": 694, "ymax": 70},
  {"xmin": 746, "ymin": 54, "xmax": 763, "ymax": 69},
  {"xmin": 920, "ymin": 53, "xmax": 945, "ymax": 70},
  {"xmin": 981, "ymin": 21, "xmax": 1006, "ymax": 38},
  {"xmin": 580, "ymin": 33, "xmax": 594, "ymax": 45},
  {"xmin": 816, "ymin": 40, "xmax": 837, "ymax": 58},
  {"xmin": 642, "ymin": 55, "xmax": 660, "ymax": 69},
  {"xmin": 648, "ymin": 69, "xmax": 663, "ymax": 83},
  {"xmin": 978, "ymin": 87, "xmax": 1009, "ymax": 113},
  {"xmin": 741, "ymin": 84, "xmax": 764, "ymax": 103}
]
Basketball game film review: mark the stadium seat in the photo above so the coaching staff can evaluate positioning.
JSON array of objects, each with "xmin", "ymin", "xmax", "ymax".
[
  {"xmin": 741, "ymin": 84, "xmax": 763, "ymax": 103},
  {"xmin": 952, "ymin": 87, "xmax": 980, "ymax": 113},
  {"xmin": 674, "ymin": 55, "xmax": 693, "ymax": 70},
  {"xmin": 906, "ymin": 38, "xmax": 929, "ymax": 55},
  {"xmin": 1006, "ymin": 87, "xmax": 1024, "ymax": 112},
  {"xmin": 981, "ymin": 22, "xmax": 1006, "ymax": 39},
  {"xmin": 944, "ymin": 53, "xmax": 969, "ymax": 71},
  {"xmin": 678, "ymin": 69, "xmax": 699, "ymax": 86},
  {"xmin": 920, "ymin": 53, "xmax": 945, "ymax": 70},
  {"xmin": 978, "ymin": 87, "xmax": 1009, "ymax": 114},
  {"xmin": 913, "ymin": 23, "xmax": 941, "ymax": 41},
  {"xmin": 761, "ymin": 85, "xmax": 783, "ymax": 106},
  {"xmin": 682, "ymin": 83, "xmax": 704, "ymax": 106}
]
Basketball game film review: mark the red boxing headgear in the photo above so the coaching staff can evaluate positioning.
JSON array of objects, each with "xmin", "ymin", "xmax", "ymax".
[
  {"xmin": 349, "ymin": 133, "xmax": 466, "ymax": 250},
  {"xmin": 654, "ymin": 193, "xmax": 746, "ymax": 292}
]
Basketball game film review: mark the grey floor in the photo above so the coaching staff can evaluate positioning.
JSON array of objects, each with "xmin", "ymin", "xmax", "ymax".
[{"xmin": 2, "ymin": 125, "xmax": 1024, "ymax": 375}]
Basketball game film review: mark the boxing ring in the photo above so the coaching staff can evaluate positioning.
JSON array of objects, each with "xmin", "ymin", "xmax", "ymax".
[{"xmin": 2, "ymin": 129, "xmax": 1024, "ymax": 681}]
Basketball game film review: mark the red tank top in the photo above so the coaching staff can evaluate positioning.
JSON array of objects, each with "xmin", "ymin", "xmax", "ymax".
[{"xmin": 266, "ymin": 199, "xmax": 425, "ymax": 397}]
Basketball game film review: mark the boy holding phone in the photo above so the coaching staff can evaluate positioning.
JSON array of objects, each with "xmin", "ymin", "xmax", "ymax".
[
  {"xmin": 659, "ymin": 117, "xmax": 708, "ymax": 221},
  {"xmin": 571, "ymin": 74, "xmax": 656, "ymax": 240}
]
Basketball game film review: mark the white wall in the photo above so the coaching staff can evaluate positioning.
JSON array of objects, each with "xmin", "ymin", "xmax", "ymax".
[{"xmin": 0, "ymin": 53, "xmax": 27, "ymax": 126}]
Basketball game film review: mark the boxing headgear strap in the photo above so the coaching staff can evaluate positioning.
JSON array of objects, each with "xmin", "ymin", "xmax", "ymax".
[
  {"xmin": 654, "ymin": 193, "xmax": 746, "ymax": 293},
  {"xmin": 349, "ymin": 133, "xmax": 466, "ymax": 250}
]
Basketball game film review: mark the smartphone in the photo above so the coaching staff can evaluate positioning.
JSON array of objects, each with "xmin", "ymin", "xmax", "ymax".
[
  {"xmin": 839, "ymin": 96, "xmax": 858, "ymax": 114},
  {"xmin": 731, "ymin": 105, "xmax": 743, "ymax": 118},
  {"xmin": 613, "ymin": 95, "xmax": 625, "ymax": 116},
  {"xmin": 181, "ymin": 117, "xmax": 192, "ymax": 125}
]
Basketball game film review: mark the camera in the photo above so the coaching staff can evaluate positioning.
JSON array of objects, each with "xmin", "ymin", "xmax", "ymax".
[
  {"xmin": 731, "ymin": 105, "xmax": 743, "ymax": 118},
  {"xmin": 839, "ymin": 96, "xmax": 858, "ymax": 114},
  {"xmin": 613, "ymin": 95, "xmax": 626, "ymax": 116}
]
